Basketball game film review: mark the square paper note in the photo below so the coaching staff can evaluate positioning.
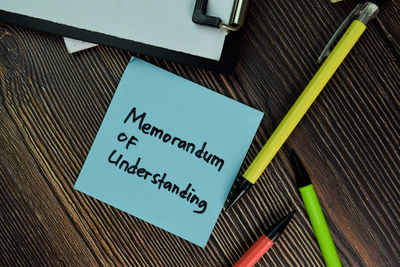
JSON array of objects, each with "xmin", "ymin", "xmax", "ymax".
[{"xmin": 74, "ymin": 58, "xmax": 263, "ymax": 247}]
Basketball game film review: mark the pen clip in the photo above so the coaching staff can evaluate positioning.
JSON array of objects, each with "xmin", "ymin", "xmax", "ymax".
[{"xmin": 317, "ymin": 3, "xmax": 364, "ymax": 63}]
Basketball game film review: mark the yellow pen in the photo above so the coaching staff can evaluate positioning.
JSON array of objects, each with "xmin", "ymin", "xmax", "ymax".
[{"xmin": 226, "ymin": 1, "xmax": 384, "ymax": 210}]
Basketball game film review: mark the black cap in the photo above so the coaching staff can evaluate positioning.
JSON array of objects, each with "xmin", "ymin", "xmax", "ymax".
[
  {"xmin": 291, "ymin": 150, "xmax": 311, "ymax": 188},
  {"xmin": 265, "ymin": 210, "xmax": 296, "ymax": 242},
  {"xmin": 225, "ymin": 176, "xmax": 253, "ymax": 211}
]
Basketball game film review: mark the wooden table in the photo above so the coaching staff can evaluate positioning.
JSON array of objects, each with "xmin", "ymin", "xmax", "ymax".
[{"xmin": 1, "ymin": 0, "xmax": 399, "ymax": 266}]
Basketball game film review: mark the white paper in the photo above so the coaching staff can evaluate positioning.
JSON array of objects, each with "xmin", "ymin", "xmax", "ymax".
[
  {"xmin": 63, "ymin": 37, "xmax": 97, "ymax": 53},
  {"xmin": 0, "ymin": 0, "xmax": 234, "ymax": 60}
]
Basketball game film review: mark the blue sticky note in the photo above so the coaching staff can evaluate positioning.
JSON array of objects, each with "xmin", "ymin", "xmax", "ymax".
[{"xmin": 74, "ymin": 58, "xmax": 263, "ymax": 248}]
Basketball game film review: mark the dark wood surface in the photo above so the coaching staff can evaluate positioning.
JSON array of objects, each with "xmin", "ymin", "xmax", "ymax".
[{"xmin": 1, "ymin": 0, "xmax": 399, "ymax": 266}]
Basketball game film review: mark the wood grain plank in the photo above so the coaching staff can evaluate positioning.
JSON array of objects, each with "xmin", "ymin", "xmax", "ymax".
[{"xmin": 1, "ymin": 0, "xmax": 400, "ymax": 265}]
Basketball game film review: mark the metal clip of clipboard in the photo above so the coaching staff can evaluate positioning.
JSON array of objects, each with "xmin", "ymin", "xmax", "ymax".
[{"xmin": 192, "ymin": 0, "xmax": 250, "ymax": 32}]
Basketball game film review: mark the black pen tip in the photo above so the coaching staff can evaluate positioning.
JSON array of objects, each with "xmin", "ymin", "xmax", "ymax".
[
  {"xmin": 266, "ymin": 210, "xmax": 296, "ymax": 242},
  {"xmin": 291, "ymin": 150, "xmax": 311, "ymax": 188},
  {"xmin": 225, "ymin": 177, "xmax": 252, "ymax": 211}
]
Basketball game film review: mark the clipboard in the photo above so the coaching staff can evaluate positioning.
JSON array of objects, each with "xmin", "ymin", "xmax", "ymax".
[{"xmin": 0, "ymin": 0, "xmax": 249, "ymax": 74}]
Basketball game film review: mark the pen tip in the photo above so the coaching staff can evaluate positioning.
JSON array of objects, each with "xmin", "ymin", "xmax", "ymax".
[
  {"xmin": 266, "ymin": 210, "xmax": 296, "ymax": 241},
  {"xmin": 291, "ymin": 150, "xmax": 311, "ymax": 188},
  {"xmin": 225, "ymin": 177, "xmax": 252, "ymax": 211}
]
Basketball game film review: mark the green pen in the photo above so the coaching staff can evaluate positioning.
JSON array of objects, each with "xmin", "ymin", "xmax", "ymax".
[{"xmin": 292, "ymin": 151, "xmax": 342, "ymax": 267}]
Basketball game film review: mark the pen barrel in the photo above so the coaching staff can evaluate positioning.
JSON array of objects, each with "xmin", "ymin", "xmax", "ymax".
[
  {"xmin": 243, "ymin": 20, "xmax": 366, "ymax": 184},
  {"xmin": 234, "ymin": 234, "xmax": 274, "ymax": 267},
  {"xmin": 300, "ymin": 184, "xmax": 342, "ymax": 267}
]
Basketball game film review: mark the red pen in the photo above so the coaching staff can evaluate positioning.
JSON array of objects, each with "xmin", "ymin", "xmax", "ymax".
[{"xmin": 234, "ymin": 210, "xmax": 295, "ymax": 267}]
